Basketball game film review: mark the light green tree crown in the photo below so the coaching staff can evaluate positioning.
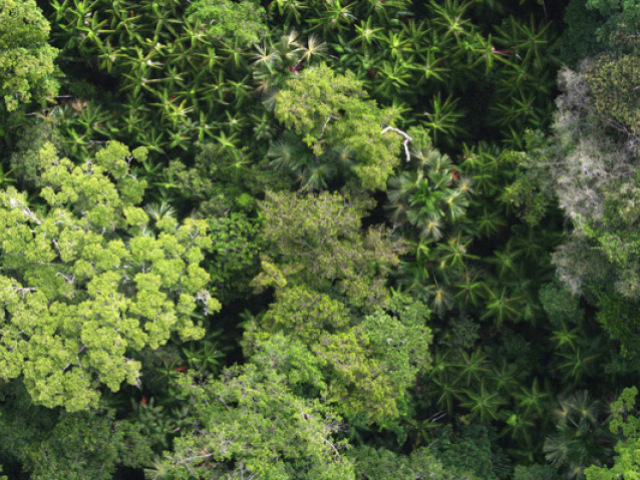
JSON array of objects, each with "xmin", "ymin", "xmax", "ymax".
[
  {"xmin": 0, "ymin": 0, "xmax": 58, "ymax": 112},
  {"xmin": 274, "ymin": 64, "xmax": 402, "ymax": 191},
  {"xmin": 0, "ymin": 141, "xmax": 219, "ymax": 411}
]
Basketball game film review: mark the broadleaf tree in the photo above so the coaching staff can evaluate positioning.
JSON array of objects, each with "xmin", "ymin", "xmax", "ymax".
[
  {"xmin": 273, "ymin": 64, "xmax": 403, "ymax": 191},
  {"xmin": 0, "ymin": 0, "xmax": 58, "ymax": 113},
  {"xmin": 152, "ymin": 364, "xmax": 355, "ymax": 480},
  {"xmin": 0, "ymin": 141, "xmax": 219, "ymax": 411},
  {"xmin": 246, "ymin": 190, "xmax": 431, "ymax": 422}
]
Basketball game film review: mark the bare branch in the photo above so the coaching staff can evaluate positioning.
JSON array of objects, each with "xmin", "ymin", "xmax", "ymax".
[
  {"xmin": 56, "ymin": 272, "xmax": 76, "ymax": 284},
  {"xmin": 8, "ymin": 196, "xmax": 42, "ymax": 225},
  {"xmin": 381, "ymin": 126, "xmax": 413, "ymax": 162},
  {"xmin": 177, "ymin": 452, "xmax": 215, "ymax": 465},
  {"xmin": 320, "ymin": 114, "xmax": 337, "ymax": 138},
  {"xmin": 15, "ymin": 287, "xmax": 36, "ymax": 297}
]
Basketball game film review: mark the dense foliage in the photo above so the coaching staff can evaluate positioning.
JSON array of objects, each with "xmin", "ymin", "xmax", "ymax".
[{"xmin": 2, "ymin": 0, "xmax": 640, "ymax": 478}]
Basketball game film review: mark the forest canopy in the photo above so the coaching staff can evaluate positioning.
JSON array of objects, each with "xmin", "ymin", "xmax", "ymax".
[{"xmin": 1, "ymin": 0, "xmax": 640, "ymax": 479}]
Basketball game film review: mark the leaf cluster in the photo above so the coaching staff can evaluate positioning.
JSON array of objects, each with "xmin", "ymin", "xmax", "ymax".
[{"xmin": 0, "ymin": 141, "xmax": 219, "ymax": 410}]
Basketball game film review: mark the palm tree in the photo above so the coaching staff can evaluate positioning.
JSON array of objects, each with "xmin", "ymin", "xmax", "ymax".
[
  {"xmin": 453, "ymin": 270, "xmax": 487, "ymax": 307},
  {"xmin": 481, "ymin": 286, "xmax": 523, "ymax": 325},
  {"xmin": 490, "ymin": 360, "xmax": 519, "ymax": 395},
  {"xmin": 493, "ymin": 15, "xmax": 553, "ymax": 71},
  {"xmin": 374, "ymin": 60, "xmax": 412, "ymax": 100},
  {"xmin": 307, "ymin": 0, "xmax": 355, "ymax": 34},
  {"xmin": 414, "ymin": 48, "xmax": 451, "ymax": 87},
  {"xmin": 555, "ymin": 348, "xmax": 599, "ymax": 385},
  {"xmin": 490, "ymin": 248, "xmax": 521, "ymax": 279},
  {"xmin": 428, "ymin": 349, "xmax": 461, "ymax": 415},
  {"xmin": 516, "ymin": 378, "xmax": 549, "ymax": 418},
  {"xmin": 386, "ymin": 139, "xmax": 472, "ymax": 242},
  {"xmin": 297, "ymin": 34, "xmax": 328, "ymax": 64},
  {"xmin": 453, "ymin": 347, "xmax": 490, "ymax": 386},
  {"xmin": 429, "ymin": 0, "xmax": 474, "ymax": 44},
  {"xmin": 544, "ymin": 391, "xmax": 613, "ymax": 479},
  {"xmin": 502, "ymin": 411, "xmax": 535, "ymax": 448},
  {"xmin": 461, "ymin": 381, "xmax": 505, "ymax": 423},
  {"xmin": 434, "ymin": 234, "xmax": 476, "ymax": 275},
  {"xmin": 422, "ymin": 93, "xmax": 468, "ymax": 146},
  {"xmin": 268, "ymin": 0, "xmax": 307, "ymax": 25},
  {"xmin": 352, "ymin": 17, "xmax": 383, "ymax": 52}
]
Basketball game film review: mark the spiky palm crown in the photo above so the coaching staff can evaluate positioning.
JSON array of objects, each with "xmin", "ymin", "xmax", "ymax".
[
  {"xmin": 543, "ymin": 391, "xmax": 613, "ymax": 478},
  {"xmin": 386, "ymin": 136, "xmax": 471, "ymax": 239}
]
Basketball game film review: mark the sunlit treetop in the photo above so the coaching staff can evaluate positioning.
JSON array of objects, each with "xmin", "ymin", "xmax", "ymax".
[
  {"xmin": 0, "ymin": 141, "xmax": 219, "ymax": 411},
  {"xmin": 186, "ymin": 0, "xmax": 268, "ymax": 46},
  {"xmin": 155, "ymin": 364, "xmax": 355, "ymax": 480},
  {"xmin": 274, "ymin": 64, "xmax": 403, "ymax": 191},
  {"xmin": 0, "ymin": 0, "xmax": 58, "ymax": 112}
]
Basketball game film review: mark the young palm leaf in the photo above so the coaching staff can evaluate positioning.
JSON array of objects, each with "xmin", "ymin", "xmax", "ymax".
[
  {"xmin": 454, "ymin": 347, "xmax": 490, "ymax": 386},
  {"xmin": 461, "ymin": 381, "xmax": 505, "ymax": 423},
  {"xmin": 516, "ymin": 378, "xmax": 549, "ymax": 418},
  {"xmin": 482, "ymin": 287, "xmax": 523, "ymax": 325},
  {"xmin": 422, "ymin": 93, "xmax": 468, "ymax": 146}
]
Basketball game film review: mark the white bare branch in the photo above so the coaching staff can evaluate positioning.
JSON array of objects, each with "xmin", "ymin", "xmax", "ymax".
[{"xmin": 381, "ymin": 126, "xmax": 413, "ymax": 162}]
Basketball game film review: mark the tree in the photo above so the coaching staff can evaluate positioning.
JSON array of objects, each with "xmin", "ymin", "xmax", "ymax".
[
  {"xmin": 249, "ymin": 191, "xmax": 430, "ymax": 421},
  {"xmin": 2, "ymin": 0, "xmax": 603, "ymax": 476},
  {"xmin": 386, "ymin": 127, "xmax": 472, "ymax": 241},
  {"xmin": 150, "ymin": 364, "xmax": 355, "ymax": 480},
  {"xmin": 273, "ymin": 64, "xmax": 403, "ymax": 190},
  {"xmin": 585, "ymin": 387, "xmax": 640, "ymax": 480},
  {"xmin": 0, "ymin": 0, "xmax": 58, "ymax": 114},
  {"xmin": 544, "ymin": 391, "xmax": 613, "ymax": 478},
  {"xmin": 506, "ymin": 55, "xmax": 640, "ymax": 356},
  {"xmin": 554, "ymin": 0, "xmax": 606, "ymax": 66},
  {"xmin": 514, "ymin": 464, "xmax": 561, "ymax": 480},
  {"xmin": 0, "ymin": 141, "xmax": 219, "ymax": 411},
  {"xmin": 535, "ymin": 65, "xmax": 640, "ymax": 298},
  {"xmin": 244, "ymin": 288, "xmax": 432, "ymax": 421},
  {"xmin": 429, "ymin": 424, "xmax": 505, "ymax": 480},
  {"xmin": 254, "ymin": 190, "xmax": 406, "ymax": 307},
  {"xmin": 186, "ymin": 0, "xmax": 268, "ymax": 46},
  {"xmin": 585, "ymin": 0, "xmax": 640, "ymax": 42},
  {"xmin": 348, "ymin": 445, "xmax": 483, "ymax": 480},
  {"xmin": 586, "ymin": 50, "xmax": 640, "ymax": 140},
  {"xmin": 47, "ymin": 0, "xmax": 269, "ymax": 159},
  {"xmin": 0, "ymin": 383, "xmax": 154, "ymax": 480}
]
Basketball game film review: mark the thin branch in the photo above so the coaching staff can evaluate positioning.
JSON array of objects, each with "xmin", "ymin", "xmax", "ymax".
[
  {"xmin": 177, "ymin": 453, "xmax": 215, "ymax": 465},
  {"xmin": 8, "ymin": 197, "xmax": 42, "ymax": 225},
  {"xmin": 322, "ymin": 437, "xmax": 341, "ymax": 457},
  {"xmin": 381, "ymin": 126, "xmax": 413, "ymax": 162},
  {"xmin": 56, "ymin": 272, "xmax": 75, "ymax": 284},
  {"xmin": 320, "ymin": 114, "xmax": 337, "ymax": 139},
  {"xmin": 217, "ymin": 396, "xmax": 232, "ymax": 411},
  {"xmin": 15, "ymin": 287, "xmax": 36, "ymax": 297}
]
